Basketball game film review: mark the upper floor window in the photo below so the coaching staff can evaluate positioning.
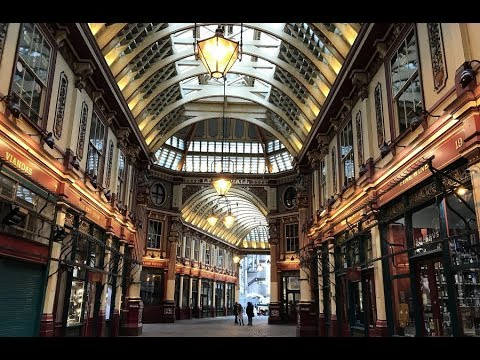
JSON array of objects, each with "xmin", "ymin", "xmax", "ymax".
[
  {"xmin": 285, "ymin": 223, "xmax": 299, "ymax": 252},
  {"xmin": 193, "ymin": 239, "xmax": 199, "ymax": 261},
  {"xmin": 185, "ymin": 235, "xmax": 191, "ymax": 259},
  {"xmin": 147, "ymin": 219, "xmax": 162, "ymax": 249},
  {"xmin": 11, "ymin": 23, "xmax": 52, "ymax": 125},
  {"xmin": 117, "ymin": 150, "xmax": 126, "ymax": 203},
  {"xmin": 320, "ymin": 157, "xmax": 327, "ymax": 206},
  {"xmin": 389, "ymin": 28, "xmax": 422, "ymax": 134},
  {"xmin": 340, "ymin": 120, "xmax": 354, "ymax": 186},
  {"xmin": 86, "ymin": 112, "xmax": 106, "ymax": 179},
  {"xmin": 205, "ymin": 243, "xmax": 211, "ymax": 265}
]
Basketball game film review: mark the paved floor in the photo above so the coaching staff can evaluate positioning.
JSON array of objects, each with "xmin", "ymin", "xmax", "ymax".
[{"xmin": 140, "ymin": 315, "xmax": 297, "ymax": 337}]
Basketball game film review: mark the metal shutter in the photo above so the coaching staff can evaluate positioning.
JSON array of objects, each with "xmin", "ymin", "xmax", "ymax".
[{"xmin": 0, "ymin": 257, "xmax": 46, "ymax": 336}]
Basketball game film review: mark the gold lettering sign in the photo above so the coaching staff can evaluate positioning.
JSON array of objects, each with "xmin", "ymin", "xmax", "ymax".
[
  {"xmin": 399, "ymin": 164, "xmax": 428, "ymax": 187},
  {"xmin": 5, "ymin": 151, "xmax": 33, "ymax": 175}
]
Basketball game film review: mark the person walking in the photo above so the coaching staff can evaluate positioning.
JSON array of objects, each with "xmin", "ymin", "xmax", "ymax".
[
  {"xmin": 237, "ymin": 303, "xmax": 245, "ymax": 326},
  {"xmin": 233, "ymin": 302, "xmax": 239, "ymax": 324},
  {"xmin": 246, "ymin": 301, "xmax": 255, "ymax": 326}
]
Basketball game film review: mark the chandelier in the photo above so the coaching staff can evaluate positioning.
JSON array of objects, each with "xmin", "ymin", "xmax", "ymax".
[
  {"xmin": 206, "ymin": 196, "xmax": 236, "ymax": 229},
  {"xmin": 195, "ymin": 25, "xmax": 241, "ymax": 79}
]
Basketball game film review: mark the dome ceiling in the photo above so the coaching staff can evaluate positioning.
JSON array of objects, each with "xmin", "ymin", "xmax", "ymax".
[{"xmin": 89, "ymin": 22, "xmax": 360, "ymax": 250}]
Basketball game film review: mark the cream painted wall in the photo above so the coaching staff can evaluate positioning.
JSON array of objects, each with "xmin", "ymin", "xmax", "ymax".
[
  {"xmin": 45, "ymin": 53, "xmax": 76, "ymax": 152},
  {"xmin": 416, "ymin": 23, "xmax": 465, "ymax": 112},
  {"xmin": 0, "ymin": 23, "xmax": 20, "ymax": 96},
  {"xmin": 72, "ymin": 90, "xmax": 94, "ymax": 171},
  {"xmin": 367, "ymin": 64, "xmax": 390, "ymax": 159}
]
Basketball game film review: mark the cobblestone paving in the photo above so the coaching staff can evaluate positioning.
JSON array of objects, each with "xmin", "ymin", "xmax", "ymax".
[{"xmin": 140, "ymin": 315, "xmax": 296, "ymax": 337}]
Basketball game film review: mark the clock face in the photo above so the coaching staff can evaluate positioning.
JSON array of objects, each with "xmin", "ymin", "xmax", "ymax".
[
  {"xmin": 150, "ymin": 182, "xmax": 166, "ymax": 206},
  {"xmin": 283, "ymin": 186, "xmax": 297, "ymax": 209}
]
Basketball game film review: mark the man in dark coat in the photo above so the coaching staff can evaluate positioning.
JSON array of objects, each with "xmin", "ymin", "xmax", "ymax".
[
  {"xmin": 246, "ymin": 302, "xmax": 255, "ymax": 325},
  {"xmin": 233, "ymin": 302, "xmax": 239, "ymax": 324}
]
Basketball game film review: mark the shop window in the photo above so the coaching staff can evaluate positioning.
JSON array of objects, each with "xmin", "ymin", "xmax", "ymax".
[
  {"xmin": 140, "ymin": 268, "xmax": 164, "ymax": 305},
  {"xmin": 66, "ymin": 280, "xmax": 85, "ymax": 326},
  {"xmin": 86, "ymin": 112, "xmax": 106, "ymax": 180},
  {"xmin": 389, "ymin": 28, "xmax": 422, "ymax": 134},
  {"xmin": 182, "ymin": 275, "xmax": 190, "ymax": 307},
  {"xmin": 285, "ymin": 223, "xmax": 299, "ymax": 252},
  {"xmin": 412, "ymin": 202, "xmax": 441, "ymax": 254},
  {"xmin": 191, "ymin": 279, "xmax": 198, "ymax": 309},
  {"xmin": 147, "ymin": 219, "xmax": 162, "ymax": 249},
  {"xmin": 11, "ymin": 23, "xmax": 52, "ymax": 125}
]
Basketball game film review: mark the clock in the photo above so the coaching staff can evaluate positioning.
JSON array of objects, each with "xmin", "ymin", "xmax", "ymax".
[
  {"xmin": 283, "ymin": 186, "xmax": 297, "ymax": 209},
  {"xmin": 150, "ymin": 182, "xmax": 166, "ymax": 206}
]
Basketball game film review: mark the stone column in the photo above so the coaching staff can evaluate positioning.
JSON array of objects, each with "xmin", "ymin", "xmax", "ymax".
[
  {"xmin": 268, "ymin": 220, "xmax": 282, "ymax": 324},
  {"xmin": 371, "ymin": 225, "xmax": 388, "ymax": 336},
  {"xmin": 224, "ymin": 280, "xmax": 228, "ymax": 315},
  {"xmin": 112, "ymin": 238, "xmax": 125, "ymax": 337},
  {"xmin": 164, "ymin": 217, "xmax": 181, "ymax": 322},
  {"xmin": 122, "ymin": 242, "xmax": 143, "ymax": 336},
  {"xmin": 296, "ymin": 177, "xmax": 317, "ymax": 337},
  {"xmin": 40, "ymin": 203, "xmax": 67, "ymax": 336},
  {"xmin": 234, "ymin": 261, "xmax": 241, "ymax": 303},
  {"xmin": 328, "ymin": 239, "xmax": 337, "ymax": 337},
  {"xmin": 178, "ymin": 274, "xmax": 184, "ymax": 319}
]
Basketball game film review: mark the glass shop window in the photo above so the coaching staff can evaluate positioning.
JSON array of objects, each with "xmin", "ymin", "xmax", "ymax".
[
  {"xmin": 140, "ymin": 269, "xmax": 164, "ymax": 306},
  {"xmin": 182, "ymin": 275, "xmax": 190, "ymax": 307},
  {"xmin": 67, "ymin": 280, "xmax": 85, "ymax": 326},
  {"xmin": 411, "ymin": 202, "xmax": 441, "ymax": 254}
]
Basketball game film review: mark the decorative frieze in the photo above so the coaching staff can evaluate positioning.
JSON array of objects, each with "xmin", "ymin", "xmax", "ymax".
[
  {"xmin": 0, "ymin": 23, "xmax": 8, "ymax": 62},
  {"xmin": 356, "ymin": 111, "xmax": 364, "ymax": 166},
  {"xmin": 53, "ymin": 72, "xmax": 69, "ymax": 140},
  {"xmin": 76, "ymin": 102, "xmax": 89, "ymax": 160},
  {"xmin": 374, "ymin": 83, "xmax": 385, "ymax": 147},
  {"xmin": 105, "ymin": 140, "xmax": 114, "ymax": 187},
  {"xmin": 427, "ymin": 23, "xmax": 447, "ymax": 93}
]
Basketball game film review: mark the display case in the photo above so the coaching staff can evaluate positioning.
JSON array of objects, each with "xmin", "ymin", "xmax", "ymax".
[{"xmin": 67, "ymin": 280, "xmax": 85, "ymax": 326}]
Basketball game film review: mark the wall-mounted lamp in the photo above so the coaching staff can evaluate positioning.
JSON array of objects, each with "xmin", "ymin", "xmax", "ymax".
[
  {"xmin": 90, "ymin": 175, "xmax": 98, "ymax": 189},
  {"xmin": 379, "ymin": 141, "xmax": 406, "ymax": 158},
  {"xmin": 44, "ymin": 132, "xmax": 55, "ymax": 149},
  {"xmin": 410, "ymin": 109, "xmax": 441, "ymax": 129},
  {"xmin": 460, "ymin": 60, "xmax": 480, "ymax": 88},
  {"xmin": 0, "ymin": 95, "xmax": 21, "ymax": 118},
  {"xmin": 104, "ymin": 189, "xmax": 111, "ymax": 201},
  {"xmin": 70, "ymin": 156, "xmax": 80, "ymax": 170}
]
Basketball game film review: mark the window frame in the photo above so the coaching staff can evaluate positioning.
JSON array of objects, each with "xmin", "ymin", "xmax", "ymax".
[
  {"xmin": 146, "ymin": 219, "xmax": 163, "ymax": 249},
  {"xmin": 85, "ymin": 110, "xmax": 107, "ymax": 182},
  {"xmin": 386, "ymin": 24, "xmax": 425, "ymax": 139},
  {"xmin": 339, "ymin": 118, "xmax": 355, "ymax": 188},
  {"xmin": 117, "ymin": 149, "xmax": 127, "ymax": 204},
  {"xmin": 285, "ymin": 222, "xmax": 299, "ymax": 253},
  {"xmin": 10, "ymin": 23, "xmax": 56, "ymax": 129}
]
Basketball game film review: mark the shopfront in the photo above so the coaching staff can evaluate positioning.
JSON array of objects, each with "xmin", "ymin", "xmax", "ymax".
[
  {"xmin": 280, "ymin": 271, "xmax": 300, "ymax": 323},
  {"xmin": 201, "ymin": 278, "xmax": 214, "ymax": 317},
  {"xmin": 334, "ymin": 223, "xmax": 376, "ymax": 336},
  {"xmin": 140, "ymin": 265, "xmax": 165, "ymax": 323},
  {"xmin": 0, "ymin": 166, "xmax": 56, "ymax": 336},
  {"xmin": 380, "ymin": 159, "xmax": 480, "ymax": 336}
]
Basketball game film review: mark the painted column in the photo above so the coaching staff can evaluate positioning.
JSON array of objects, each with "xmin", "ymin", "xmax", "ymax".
[
  {"xmin": 112, "ymin": 239, "xmax": 125, "ymax": 336},
  {"xmin": 328, "ymin": 239, "xmax": 337, "ymax": 337},
  {"xmin": 371, "ymin": 225, "xmax": 388, "ymax": 336},
  {"xmin": 178, "ymin": 274, "xmax": 184, "ymax": 319},
  {"xmin": 296, "ymin": 176, "xmax": 317, "ymax": 337},
  {"xmin": 224, "ymin": 280, "xmax": 228, "ymax": 315},
  {"xmin": 122, "ymin": 242, "xmax": 143, "ymax": 336},
  {"xmin": 197, "ymin": 277, "xmax": 202, "ymax": 318},
  {"xmin": 234, "ymin": 261, "xmax": 241, "ymax": 303},
  {"xmin": 96, "ymin": 233, "xmax": 113, "ymax": 337},
  {"xmin": 212, "ymin": 279, "xmax": 217, "ymax": 317},
  {"xmin": 316, "ymin": 240, "xmax": 325, "ymax": 336},
  {"xmin": 268, "ymin": 220, "xmax": 281, "ymax": 324},
  {"xmin": 40, "ymin": 203, "xmax": 68, "ymax": 336},
  {"xmin": 164, "ymin": 217, "xmax": 181, "ymax": 322}
]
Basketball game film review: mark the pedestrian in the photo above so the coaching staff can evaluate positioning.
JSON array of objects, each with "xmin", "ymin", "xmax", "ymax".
[
  {"xmin": 246, "ymin": 301, "xmax": 255, "ymax": 325},
  {"xmin": 237, "ymin": 303, "xmax": 245, "ymax": 326},
  {"xmin": 233, "ymin": 302, "xmax": 239, "ymax": 324}
]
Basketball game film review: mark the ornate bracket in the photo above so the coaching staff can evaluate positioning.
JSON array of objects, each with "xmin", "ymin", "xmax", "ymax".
[{"xmin": 73, "ymin": 61, "xmax": 94, "ymax": 90}]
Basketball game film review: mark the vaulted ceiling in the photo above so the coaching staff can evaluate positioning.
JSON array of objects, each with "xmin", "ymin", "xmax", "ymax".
[{"xmin": 89, "ymin": 23, "xmax": 360, "ymax": 250}]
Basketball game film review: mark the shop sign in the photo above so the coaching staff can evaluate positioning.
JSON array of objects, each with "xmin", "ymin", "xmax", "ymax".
[
  {"xmin": 381, "ymin": 127, "xmax": 465, "ymax": 204},
  {"xmin": 0, "ymin": 142, "xmax": 58, "ymax": 192},
  {"xmin": 142, "ymin": 260, "xmax": 164, "ymax": 268}
]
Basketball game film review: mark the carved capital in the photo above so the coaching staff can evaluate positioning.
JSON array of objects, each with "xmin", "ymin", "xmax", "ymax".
[
  {"xmin": 54, "ymin": 29, "xmax": 69, "ymax": 47},
  {"xmin": 106, "ymin": 111, "xmax": 117, "ymax": 125},
  {"xmin": 92, "ymin": 89, "xmax": 105, "ymax": 103},
  {"xmin": 330, "ymin": 119, "xmax": 339, "ymax": 131},
  {"xmin": 115, "ymin": 127, "xmax": 131, "ymax": 144},
  {"xmin": 268, "ymin": 221, "xmax": 278, "ymax": 244},
  {"xmin": 297, "ymin": 191, "xmax": 309, "ymax": 209},
  {"xmin": 73, "ymin": 61, "xmax": 94, "ymax": 90},
  {"xmin": 306, "ymin": 149, "xmax": 322, "ymax": 165},
  {"xmin": 126, "ymin": 145, "xmax": 141, "ymax": 159},
  {"xmin": 375, "ymin": 41, "xmax": 387, "ymax": 59}
]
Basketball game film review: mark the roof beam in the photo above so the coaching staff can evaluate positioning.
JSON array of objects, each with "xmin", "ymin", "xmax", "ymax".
[
  {"xmin": 256, "ymin": 126, "xmax": 273, "ymax": 173},
  {"xmin": 176, "ymin": 123, "xmax": 197, "ymax": 171}
]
